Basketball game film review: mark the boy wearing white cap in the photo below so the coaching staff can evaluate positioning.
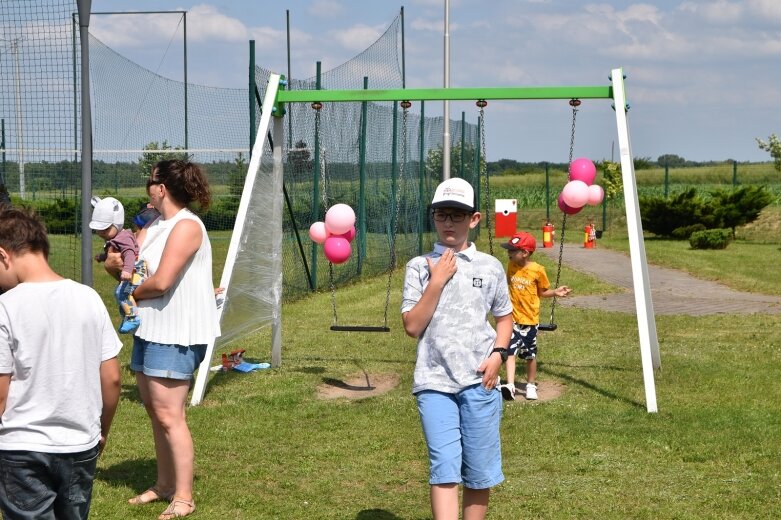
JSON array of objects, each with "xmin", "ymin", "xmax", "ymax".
[
  {"xmin": 402, "ymin": 177, "xmax": 513, "ymax": 520},
  {"xmin": 90, "ymin": 197, "xmax": 146, "ymax": 334}
]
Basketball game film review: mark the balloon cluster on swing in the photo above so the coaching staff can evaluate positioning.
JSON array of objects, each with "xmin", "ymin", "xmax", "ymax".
[
  {"xmin": 558, "ymin": 158, "xmax": 605, "ymax": 215},
  {"xmin": 309, "ymin": 204, "xmax": 357, "ymax": 264}
]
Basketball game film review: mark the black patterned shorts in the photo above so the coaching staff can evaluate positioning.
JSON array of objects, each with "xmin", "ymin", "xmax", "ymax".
[{"xmin": 508, "ymin": 323, "xmax": 538, "ymax": 360}]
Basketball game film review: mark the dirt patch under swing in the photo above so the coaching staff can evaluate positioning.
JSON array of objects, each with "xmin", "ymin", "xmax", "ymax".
[{"xmin": 317, "ymin": 372, "xmax": 401, "ymax": 400}]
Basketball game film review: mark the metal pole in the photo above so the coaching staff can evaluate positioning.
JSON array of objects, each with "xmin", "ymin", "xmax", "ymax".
[
  {"xmin": 310, "ymin": 62, "xmax": 322, "ymax": 288},
  {"xmin": 545, "ymin": 162, "xmax": 550, "ymax": 220},
  {"xmin": 357, "ymin": 76, "xmax": 369, "ymax": 274},
  {"xmin": 7, "ymin": 39, "xmax": 25, "ymax": 199},
  {"xmin": 418, "ymin": 100, "xmax": 425, "ymax": 255},
  {"xmin": 400, "ymin": 6, "xmax": 406, "ymax": 89},
  {"xmin": 442, "ymin": 0, "xmax": 450, "ymax": 180},
  {"xmin": 459, "ymin": 111, "xmax": 465, "ymax": 179},
  {"xmin": 249, "ymin": 40, "xmax": 256, "ymax": 156},
  {"xmin": 183, "ymin": 12, "xmax": 188, "ymax": 149},
  {"xmin": 77, "ymin": 0, "xmax": 93, "ymax": 285},
  {"xmin": 72, "ymin": 14, "xmax": 78, "ymax": 200},
  {"xmin": 1, "ymin": 119, "xmax": 5, "ymax": 186},
  {"xmin": 664, "ymin": 162, "xmax": 669, "ymax": 198},
  {"xmin": 733, "ymin": 159, "xmax": 738, "ymax": 186},
  {"xmin": 286, "ymin": 10, "xmax": 293, "ymax": 149}
]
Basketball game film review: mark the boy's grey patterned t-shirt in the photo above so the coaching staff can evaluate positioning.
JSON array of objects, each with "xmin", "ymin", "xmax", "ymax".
[{"xmin": 402, "ymin": 242, "xmax": 512, "ymax": 394}]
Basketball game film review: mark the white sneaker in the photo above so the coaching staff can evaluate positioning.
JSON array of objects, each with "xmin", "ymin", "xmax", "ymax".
[
  {"xmin": 525, "ymin": 383, "xmax": 538, "ymax": 400},
  {"xmin": 501, "ymin": 383, "xmax": 516, "ymax": 401}
]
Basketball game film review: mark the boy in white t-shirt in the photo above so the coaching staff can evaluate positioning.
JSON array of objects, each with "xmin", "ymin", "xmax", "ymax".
[{"xmin": 0, "ymin": 207, "xmax": 122, "ymax": 520}]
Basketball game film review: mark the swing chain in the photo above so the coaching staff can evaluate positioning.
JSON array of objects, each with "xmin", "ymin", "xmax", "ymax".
[
  {"xmin": 382, "ymin": 101, "xmax": 409, "ymax": 328},
  {"xmin": 314, "ymin": 106, "xmax": 339, "ymax": 327},
  {"xmin": 548, "ymin": 99, "xmax": 579, "ymax": 326},
  {"xmin": 478, "ymin": 102, "xmax": 493, "ymax": 256}
]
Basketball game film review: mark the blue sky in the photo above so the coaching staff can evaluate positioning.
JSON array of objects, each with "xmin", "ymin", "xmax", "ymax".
[{"xmin": 89, "ymin": 0, "xmax": 781, "ymax": 163}]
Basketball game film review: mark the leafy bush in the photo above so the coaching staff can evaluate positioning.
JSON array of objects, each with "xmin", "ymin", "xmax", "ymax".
[
  {"xmin": 689, "ymin": 228, "xmax": 732, "ymax": 249},
  {"xmin": 640, "ymin": 185, "xmax": 774, "ymax": 239},
  {"xmin": 671, "ymin": 223, "xmax": 706, "ymax": 240}
]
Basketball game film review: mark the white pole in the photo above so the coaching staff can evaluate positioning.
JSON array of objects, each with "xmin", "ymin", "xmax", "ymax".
[
  {"xmin": 10, "ymin": 40, "xmax": 24, "ymax": 200},
  {"xmin": 442, "ymin": 0, "xmax": 451, "ymax": 180},
  {"xmin": 77, "ymin": 0, "xmax": 93, "ymax": 286},
  {"xmin": 190, "ymin": 73, "xmax": 282, "ymax": 406},
  {"xmin": 611, "ymin": 67, "xmax": 660, "ymax": 413}
]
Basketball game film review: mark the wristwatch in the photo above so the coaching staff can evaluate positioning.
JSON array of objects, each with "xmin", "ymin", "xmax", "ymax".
[{"xmin": 491, "ymin": 348, "xmax": 508, "ymax": 363}]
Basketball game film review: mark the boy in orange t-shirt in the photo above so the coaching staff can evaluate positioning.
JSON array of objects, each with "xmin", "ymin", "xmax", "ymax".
[{"xmin": 500, "ymin": 232, "xmax": 571, "ymax": 400}]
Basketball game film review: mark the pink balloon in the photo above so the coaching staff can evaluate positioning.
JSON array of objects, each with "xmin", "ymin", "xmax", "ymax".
[
  {"xmin": 587, "ymin": 184, "xmax": 604, "ymax": 206},
  {"xmin": 561, "ymin": 180, "xmax": 589, "ymax": 208},
  {"xmin": 558, "ymin": 193, "xmax": 583, "ymax": 215},
  {"xmin": 336, "ymin": 225, "xmax": 356, "ymax": 242},
  {"xmin": 309, "ymin": 221, "xmax": 329, "ymax": 244},
  {"xmin": 323, "ymin": 236, "xmax": 352, "ymax": 264},
  {"xmin": 325, "ymin": 203, "xmax": 356, "ymax": 235},
  {"xmin": 569, "ymin": 157, "xmax": 597, "ymax": 185}
]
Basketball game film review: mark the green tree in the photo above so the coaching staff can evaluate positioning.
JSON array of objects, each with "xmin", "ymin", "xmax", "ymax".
[
  {"xmin": 711, "ymin": 185, "xmax": 775, "ymax": 237},
  {"xmin": 138, "ymin": 140, "xmax": 187, "ymax": 177},
  {"xmin": 657, "ymin": 154, "xmax": 687, "ymax": 167},
  {"xmin": 756, "ymin": 134, "xmax": 781, "ymax": 172},
  {"xmin": 228, "ymin": 152, "xmax": 247, "ymax": 200},
  {"xmin": 424, "ymin": 143, "xmax": 483, "ymax": 181},
  {"xmin": 598, "ymin": 160, "xmax": 623, "ymax": 199}
]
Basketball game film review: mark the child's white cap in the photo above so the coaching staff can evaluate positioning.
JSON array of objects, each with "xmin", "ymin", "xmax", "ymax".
[
  {"xmin": 89, "ymin": 196, "xmax": 125, "ymax": 230},
  {"xmin": 431, "ymin": 178, "xmax": 475, "ymax": 212}
]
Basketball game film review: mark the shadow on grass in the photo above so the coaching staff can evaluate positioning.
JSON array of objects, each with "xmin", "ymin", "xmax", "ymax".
[
  {"xmin": 97, "ymin": 457, "xmax": 159, "ymax": 494},
  {"xmin": 355, "ymin": 509, "xmax": 404, "ymax": 520},
  {"xmin": 542, "ymin": 365, "xmax": 646, "ymax": 410}
]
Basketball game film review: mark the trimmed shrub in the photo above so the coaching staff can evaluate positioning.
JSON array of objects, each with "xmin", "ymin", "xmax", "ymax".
[
  {"xmin": 671, "ymin": 223, "xmax": 706, "ymax": 240},
  {"xmin": 689, "ymin": 228, "xmax": 732, "ymax": 250}
]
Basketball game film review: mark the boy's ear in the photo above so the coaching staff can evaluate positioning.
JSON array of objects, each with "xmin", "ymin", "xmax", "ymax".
[
  {"xmin": 468, "ymin": 211, "xmax": 481, "ymax": 229},
  {"xmin": 0, "ymin": 247, "xmax": 10, "ymax": 267}
]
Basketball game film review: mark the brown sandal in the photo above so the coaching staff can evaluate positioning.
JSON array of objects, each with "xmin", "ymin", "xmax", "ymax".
[
  {"xmin": 158, "ymin": 497, "xmax": 196, "ymax": 519},
  {"xmin": 128, "ymin": 486, "xmax": 173, "ymax": 505}
]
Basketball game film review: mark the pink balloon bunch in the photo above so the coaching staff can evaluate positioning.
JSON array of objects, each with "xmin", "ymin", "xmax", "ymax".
[
  {"xmin": 559, "ymin": 158, "xmax": 605, "ymax": 215},
  {"xmin": 308, "ymin": 203, "xmax": 357, "ymax": 264}
]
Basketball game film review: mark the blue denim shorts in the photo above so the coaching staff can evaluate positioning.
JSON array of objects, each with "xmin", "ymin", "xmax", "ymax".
[
  {"xmin": 130, "ymin": 336, "xmax": 207, "ymax": 380},
  {"xmin": 416, "ymin": 384, "xmax": 504, "ymax": 489},
  {"xmin": 509, "ymin": 323, "xmax": 538, "ymax": 360}
]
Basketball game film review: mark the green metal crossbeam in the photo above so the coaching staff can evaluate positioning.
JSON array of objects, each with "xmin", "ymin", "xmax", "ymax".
[{"xmin": 275, "ymin": 85, "xmax": 613, "ymax": 106}]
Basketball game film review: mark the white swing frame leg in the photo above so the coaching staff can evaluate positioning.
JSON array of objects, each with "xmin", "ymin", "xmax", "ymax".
[
  {"xmin": 190, "ymin": 74, "xmax": 283, "ymax": 406},
  {"xmin": 611, "ymin": 67, "xmax": 661, "ymax": 413}
]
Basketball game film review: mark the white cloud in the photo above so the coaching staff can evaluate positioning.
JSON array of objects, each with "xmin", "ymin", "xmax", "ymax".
[
  {"xmin": 678, "ymin": 1, "xmax": 744, "ymax": 24},
  {"xmin": 746, "ymin": 0, "xmax": 781, "ymax": 23},
  {"xmin": 329, "ymin": 23, "xmax": 384, "ymax": 51},
  {"xmin": 307, "ymin": 0, "xmax": 345, "ymax": 19},
  {"xmin": 411, "ymin": 17, "xmax": 460, "ymax": 33},
  {"xmin": 187, "ymin": 4, "xmax": 248, "ymax": 42}
]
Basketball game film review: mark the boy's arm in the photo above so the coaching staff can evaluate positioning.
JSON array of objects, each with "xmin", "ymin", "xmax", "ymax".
[
  {"xmin": 402, "ymin": 250, "xmax": 457, "ymax": 338},
  {"xmin": 539, "ymin": 285, "xmax": 572, "ymax": 298},
  {"xmin": 0, "ymin": 373, "xmax": 9, "ymax": 416},
  {"xmin": 98, "ymin": 357, "xmax": 121, "ymax": 453},
  {"xmin": 477, "ymin": 313, "xmax": 513, "ymax": 388}
]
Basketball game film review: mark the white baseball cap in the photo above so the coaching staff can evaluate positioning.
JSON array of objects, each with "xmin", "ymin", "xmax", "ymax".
[
  {"xmin": 431, "ymin": 177, "xmax": 475, "ymax": 212},
  {"xmin": 89, "ymin": 196, "xmax": 125, "ymax": 230}
]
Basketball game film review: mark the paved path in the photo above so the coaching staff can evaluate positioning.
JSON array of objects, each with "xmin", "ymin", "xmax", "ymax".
[{"xmin": 535, "ymin": 243, "xmax": 781, "ymax": 316}]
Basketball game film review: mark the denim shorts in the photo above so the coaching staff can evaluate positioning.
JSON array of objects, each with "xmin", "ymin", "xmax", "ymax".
[
  {"xmin": 416, "ymin": 384, "xmax": 504, "ymax": 489},
  {"xmin": 0, "ymin": 444, "xmax": 99, "ymax": 520},
  {"xmin": 509, "ymin": 323, "xmax": 538, "ymax": 360},
  {"xmin": 130, "ymin": 336, "xmax": 207, "ymax": 380}
]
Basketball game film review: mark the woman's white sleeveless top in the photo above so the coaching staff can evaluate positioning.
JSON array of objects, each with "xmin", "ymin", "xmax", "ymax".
[{"xmin": 136, "ymin": 208, "xmax": 221, "ymax": 346}]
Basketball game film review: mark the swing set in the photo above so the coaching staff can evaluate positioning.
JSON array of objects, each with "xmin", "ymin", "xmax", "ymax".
[{"xmin": 192, "ymin": 68, "xmax": 662, "ymax": 414}]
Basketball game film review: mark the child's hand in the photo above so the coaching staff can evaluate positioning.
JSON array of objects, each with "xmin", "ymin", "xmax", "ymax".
[
  {"xmin": 555, "ymin": 285, "xmax": 572, "ymax": 297},
  {"xmin": 427, "ymin": 249, "xmax": 457, "ymax": 288},
  {"xmin": 120, "ymin": 270, "xmax": 132, "ymax": 281},
  {"xmin": 478, "ymin": 355, "xmax": 502, "ymax": 390}
]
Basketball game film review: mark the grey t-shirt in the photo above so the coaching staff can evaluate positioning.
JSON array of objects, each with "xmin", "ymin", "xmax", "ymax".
[{"xmin": 402, "ymin": 242, "xmax": 512, "ymax": 394}]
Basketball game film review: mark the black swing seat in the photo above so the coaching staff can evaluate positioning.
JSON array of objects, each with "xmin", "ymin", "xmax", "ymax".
[
  {"xmin": 537, "ymin": 323, "xmax": 558, "ymax": 332},
  {"xmin": 330, "ymin": 325, "xmax": 391, "ymax": 333}
]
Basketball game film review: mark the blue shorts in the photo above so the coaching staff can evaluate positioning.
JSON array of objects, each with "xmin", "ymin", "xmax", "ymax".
[
  {"xmin": 130, "ymin": 336, "xmax": 207, "ymax": 380},
  {"xmin": 416, "ymin": 384, "xmax": 504, "ymax": 489},
  {"xmin": 509, "ymin": 323, "xmax": 538, "ymax": 360}
]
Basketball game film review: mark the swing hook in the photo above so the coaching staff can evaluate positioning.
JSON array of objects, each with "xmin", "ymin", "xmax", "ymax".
[
  {"xmin": 400, "ymin": 100, "xmax": 412, "ymax": 109},
  {"xmin": 311, "ymin": 101, "xmax": 323, "ymax": 111},
  {"xmin": 476, "ymin": 99, "xmax": 488, "ymax": 108},
  {"xmin": 569, "ymin": 99, "xmax": 581, "ymax": 108}
]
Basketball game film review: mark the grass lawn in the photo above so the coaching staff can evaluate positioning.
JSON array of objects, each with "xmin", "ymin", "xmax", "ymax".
[{"xmin": 76, "ymin": 215, "xmax": 781, "ymax": 519}]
